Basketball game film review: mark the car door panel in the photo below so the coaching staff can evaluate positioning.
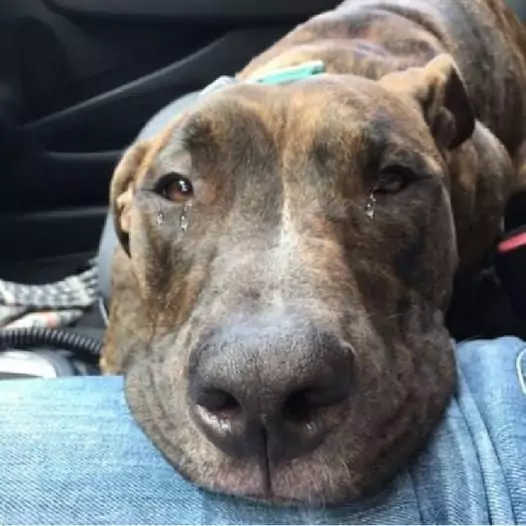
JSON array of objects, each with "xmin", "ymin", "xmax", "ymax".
[
  {"xmin": 23, "ymin": 26, "xmax": 292, "ymax": 153},
  {"xmin": 45, "ymin": 0, "xmax": 336, "ymax": 20},
  {"xmin": 0, "ymin": 0, "xmax": 340, "ymax": 262}
]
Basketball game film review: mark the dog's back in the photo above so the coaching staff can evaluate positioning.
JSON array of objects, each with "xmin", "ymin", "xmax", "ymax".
[{"xmin": 240, "ymin": 0, "xmax": 526, "ymax": 160}]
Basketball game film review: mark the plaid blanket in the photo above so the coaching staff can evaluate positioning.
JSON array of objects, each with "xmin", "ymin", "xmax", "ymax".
[{"xmin": 0, "ymin": 261, "xmax": 98, "ymax": 329}]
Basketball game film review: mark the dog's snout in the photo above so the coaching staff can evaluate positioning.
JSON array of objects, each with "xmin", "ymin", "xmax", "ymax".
[{"xmin": 187, "ymin": 317, "xmax": 353, "ymax": 465}]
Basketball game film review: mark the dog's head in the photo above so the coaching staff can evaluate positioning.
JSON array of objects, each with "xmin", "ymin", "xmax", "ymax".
[{"xmin": 107, "ymin": 55, "xmax": 484, "ymax": 504}]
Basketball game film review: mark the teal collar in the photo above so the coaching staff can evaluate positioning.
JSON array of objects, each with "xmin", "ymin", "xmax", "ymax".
[
  {"xmin": 250, "ymin": 60, "xmax": 325, "ymax": 85},
  {"xmin": 200, "ymin": 60, "xmax": 326, "ymax": 96}
]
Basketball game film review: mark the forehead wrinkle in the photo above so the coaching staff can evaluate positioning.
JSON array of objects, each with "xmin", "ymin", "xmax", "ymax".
[
  {"xmin": 151, "ymin": 110, "xmax": 232, "ymax": 176},
  {"xmin": 280, "ymin": 79, "xmax": 375, "ymax": 148},
  {"xmin": 281, "ymin": 87, "xmax": 374, "ymax": 179},
  {"xmin": 181, "ymin": 93, "xmax": 281, "ymax": 152},
  {"xmin": 136, "ymin": 120, "xmax": 179, "ymax": 184},
  {"xmin": 311, "ymin": 122, "xmax": 373, "ymax": 196},
  {"xmin": 223, "ymin": 90, "xmax": 284, "ymax": 139},
  {"xmin": 174, "ymin": 113, "xmax": 217, "ymax": 152}
]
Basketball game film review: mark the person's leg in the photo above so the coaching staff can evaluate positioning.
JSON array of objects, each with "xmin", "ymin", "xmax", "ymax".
[
  {"xmin": 410, "ymin": 336, "xmax": 526, "ymax": 524},
  {"xmin": 0, "ymin": 337, "xmax": 525, "ymax": 525}
]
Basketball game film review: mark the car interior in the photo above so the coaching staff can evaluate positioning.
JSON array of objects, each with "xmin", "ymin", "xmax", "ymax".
[{"xmin": 0, "ymin": 0, "xmax": 525, "ymax": 379}]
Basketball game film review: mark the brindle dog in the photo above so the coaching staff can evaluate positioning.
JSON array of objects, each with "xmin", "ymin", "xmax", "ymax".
[{"xmin": 102, "ymin": 0, "xmax": 526, "ymax": 505}]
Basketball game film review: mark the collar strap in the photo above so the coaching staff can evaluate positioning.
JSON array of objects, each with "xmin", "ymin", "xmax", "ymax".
[{"xmin": 200, "ymin": 60, "xmax": 326, "ymax": 96}]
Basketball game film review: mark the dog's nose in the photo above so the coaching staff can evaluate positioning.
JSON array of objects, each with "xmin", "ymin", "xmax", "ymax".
[{"xmin": 187, "ymin": 317, "xmax": 353, "ymax": 465}]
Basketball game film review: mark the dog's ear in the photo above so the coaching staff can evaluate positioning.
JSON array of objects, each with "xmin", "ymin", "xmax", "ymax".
[
  {"xmin": 380, "ymin": 54, "xmax": 475, "ymax": 150},
  {"xmin": 110, "ymin": 141, "xmax": 150, "ymax": 256}
]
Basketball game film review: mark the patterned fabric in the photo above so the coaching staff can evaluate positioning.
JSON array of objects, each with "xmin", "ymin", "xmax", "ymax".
[{"xmin": 0, "ymin": 261, "xmax": 98, "ymax": 329}]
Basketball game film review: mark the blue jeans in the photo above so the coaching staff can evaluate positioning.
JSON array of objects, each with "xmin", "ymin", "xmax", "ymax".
[{"xmin": 0, "ymin": 337, "xmax": 525, "ymax": 525}]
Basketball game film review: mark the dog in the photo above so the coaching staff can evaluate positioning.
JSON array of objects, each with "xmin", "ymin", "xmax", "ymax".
[{"xmin": 101, "ymin": 0, "xmax": 526, "ymax": 506}]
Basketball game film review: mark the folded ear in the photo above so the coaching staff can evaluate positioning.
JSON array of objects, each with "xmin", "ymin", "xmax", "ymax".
[
  {"xmin": 380, "ymin": 54, "xmax": 475, "ymax": 150},
  {"xmin": 110, "ymin": 141, "xmax": 150, "ymax": 256}
]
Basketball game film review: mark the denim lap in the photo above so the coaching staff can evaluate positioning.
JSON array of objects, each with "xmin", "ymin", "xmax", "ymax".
[{"xmin": 0, "ymin": 337, "xmax": 524, "ymax": 525}]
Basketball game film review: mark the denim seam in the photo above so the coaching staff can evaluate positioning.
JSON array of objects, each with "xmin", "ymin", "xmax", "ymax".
[
  {"xmin": 457, "ymin": 362, "xmax": 517, "ymax": 525},
  {"xmin": 407, "ymin": 461, "xmax": 425, "ymax": 524},
  {"xmin": 515, "ymin": 347, "xmax": 526, "ymax": 396},
  {"xmin": 453, "ymin": 378, "xmax": 494, "ymax": 524}
]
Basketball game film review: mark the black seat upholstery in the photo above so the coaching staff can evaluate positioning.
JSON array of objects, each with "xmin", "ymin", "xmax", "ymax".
[{"xmin": 97, "ymin": 0, "xmax": 526, "ymax": 305}]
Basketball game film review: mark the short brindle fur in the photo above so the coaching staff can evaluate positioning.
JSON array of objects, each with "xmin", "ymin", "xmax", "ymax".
[{"xmin": 103, "ymin": 0, "xmax": 526, "ymax": 506}]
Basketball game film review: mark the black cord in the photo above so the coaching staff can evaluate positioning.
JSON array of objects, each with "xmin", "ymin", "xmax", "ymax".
[{"xmin": 0, "ymin": 327, "xmax": 102, "ymax": 362}]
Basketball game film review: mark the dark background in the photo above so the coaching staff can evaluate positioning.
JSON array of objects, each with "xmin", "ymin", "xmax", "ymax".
[{"xmin": 0, "ymin": 0, "xmax": 340, "ymax": 271}]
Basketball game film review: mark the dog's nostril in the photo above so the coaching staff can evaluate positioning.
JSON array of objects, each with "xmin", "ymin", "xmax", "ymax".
[
  {"xmin": 197, "ymin": 388, "xmax": 241, "ymax": 415},
  {"xmin": 284, "ymin": 387, "xmax": 329, "ymax": 421},
  {"xmin": 284, "ymin": 384, "xmax": 349, "ymax": 421},
  {"xmin": 285, "ymin": 388, "xmax": 316, "ymax": 421}
]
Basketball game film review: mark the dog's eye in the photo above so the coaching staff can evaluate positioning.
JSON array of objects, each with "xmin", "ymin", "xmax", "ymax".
[
  {"xmin": 157, "ymin": 173, "xmax": 194, "ymax": 202},
  {"xmin": 374, "ymin": 167, "xmax": 413, "ymax": 194}
]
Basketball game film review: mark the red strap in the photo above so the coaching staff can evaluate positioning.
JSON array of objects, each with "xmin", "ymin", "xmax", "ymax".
[{"xmin": 498, "ymin": 231, "xmax": 526, "ymax": 253}]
